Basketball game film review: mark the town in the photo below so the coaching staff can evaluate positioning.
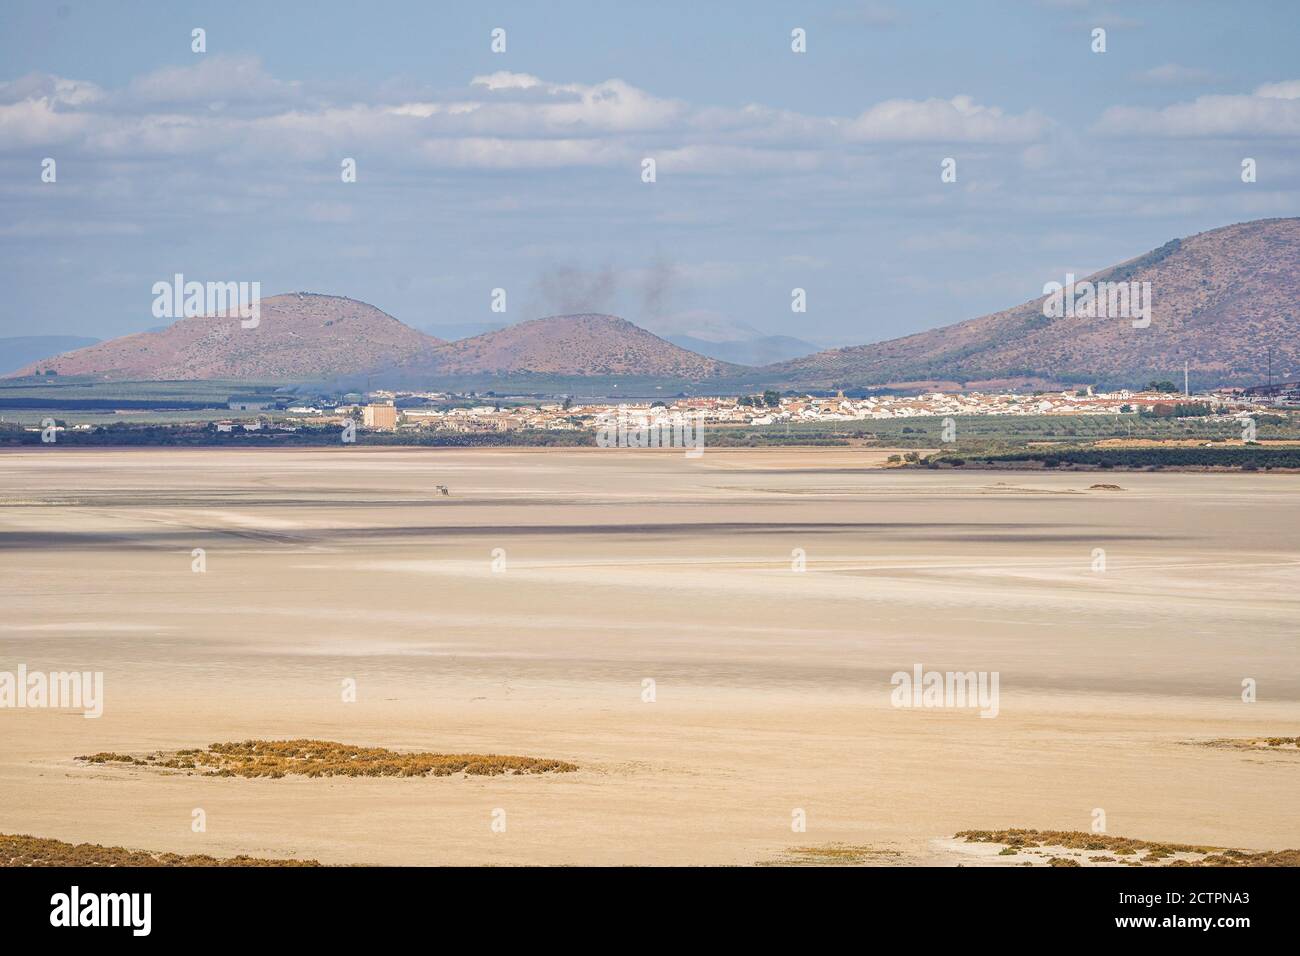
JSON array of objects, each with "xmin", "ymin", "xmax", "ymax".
[
  {"xmin": 264, "ymin": 383, "xmax": 1289, "ymax": 436},
  {"xmin": 7, "ymin": 380, "xmax": 1296, "ymax": 445}
]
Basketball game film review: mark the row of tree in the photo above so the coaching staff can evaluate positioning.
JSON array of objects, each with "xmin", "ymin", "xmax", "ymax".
[{"xmin": 737, "ymin": 391, "xmax": 782, "ymax": 408}]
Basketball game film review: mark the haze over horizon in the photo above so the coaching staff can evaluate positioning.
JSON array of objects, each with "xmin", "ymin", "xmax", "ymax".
[{"xmin": 2, "ymin": 0, "xmax": 1298, "ymax": 350}]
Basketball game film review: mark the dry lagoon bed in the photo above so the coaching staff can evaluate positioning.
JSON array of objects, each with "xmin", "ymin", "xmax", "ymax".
[{"xmin": 1, "ymin": 446, "xmax": 1297, "ymax": 865}]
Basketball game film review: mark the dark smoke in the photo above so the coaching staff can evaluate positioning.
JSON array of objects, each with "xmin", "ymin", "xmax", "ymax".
[
  {"xmin": 640, "ymin": 253, "xmax": 678, "ymax": 321},
  {"xmin": 528, "ymin": 256, "xmax": 680, "ymax": 321},
  {"xmin": 532, "ymin": 264, "xmax": 618, "ymax": 315}
]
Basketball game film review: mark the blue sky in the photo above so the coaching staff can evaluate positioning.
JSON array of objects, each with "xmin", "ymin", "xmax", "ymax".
[{"xmin": 1, "ymin": 0, "xmax": 1297, "ymax": 348}]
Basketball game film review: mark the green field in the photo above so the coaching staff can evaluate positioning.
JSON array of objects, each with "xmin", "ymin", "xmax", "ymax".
[
  {"xmin": 925, "ymin": 444, "xmax": 1300, "ymax": 471},
  {"xmin": 706, "ymin": 412, "xmax": 1300, "ymax": 448},
  {"xmin": 0, "ymin": 377, "xmax": 295, "ymax": 426}
]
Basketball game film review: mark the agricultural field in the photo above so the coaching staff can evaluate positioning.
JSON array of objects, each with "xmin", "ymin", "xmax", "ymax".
[{"xmin": 709, "ymin": 412, "xmax": 1300, "ymax": 449}]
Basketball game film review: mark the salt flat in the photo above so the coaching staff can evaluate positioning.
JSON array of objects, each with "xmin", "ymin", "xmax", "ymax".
[{"xmin": 0, "ymin": 447, "xmax": 1297, "ymax": 865}]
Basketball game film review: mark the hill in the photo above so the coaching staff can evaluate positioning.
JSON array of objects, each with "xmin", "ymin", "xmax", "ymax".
[
  {"xmin": 13, "ymin": 218, "xmax": 1295, "ymax": 389},
  {"xmin": 421, "ymin": 313, "xmax": 737, "ymax": 378},
  {"xmin": 765, "ymin": 218, "xmax": 1300, "ymax": 390},
  {"xmin": 10, "ymin": 294, "xmax": 443, "ymax": 381}
]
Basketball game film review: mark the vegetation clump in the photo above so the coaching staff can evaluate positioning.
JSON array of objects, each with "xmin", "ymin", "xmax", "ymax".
[
  {"xmin": 1, "ymin": 833, "xmax": 319, "ymax": 867},
  {"xmin": 79, "ymin": 739, "xmax": 577, "ymax": 779},
  {"xmin": 1194, "ymin": 736, "xmax": 1300, "ymax": 752},
  {"xmin": 757, "ymin": 844, "xmax": 902, "ymax": 866},
  {"xmin": 931, "ymin": 445, "xmax": 1300, "ymax": 471},
  {"xmin": 955, "ymin": 829, "xmax": 1299, "ymax": 867}
]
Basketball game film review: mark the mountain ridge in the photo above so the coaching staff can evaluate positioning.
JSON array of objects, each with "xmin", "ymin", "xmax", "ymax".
[
  {"xmin": 412, "ymin": 313, "xmax": 738, "ymax": 379},
  {"xmin": 12, "ymin": 293, "xmax": 444, "ymax": 381},
  {"xmin": 10, "ymin": 218, "xmax": 1297, "ymax": 389},
  {"xmin": 763, "ymin": 217, "xmax": 1300, "ymax": 389}
]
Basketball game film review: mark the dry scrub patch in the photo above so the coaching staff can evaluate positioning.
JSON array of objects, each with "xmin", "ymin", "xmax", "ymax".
[
  {"xmin": 956, "ymin": 829, "xmax": 1299, "ymax": 867},
  {"xmin": 1191, "ymin": 736, "xmax": 1300, "ymax": 753},
  {"xmin": 1, "ymin": 833, "xmax": 320, "ymax": 867},
  {"xmin": 758, "ymin": 844, "xmax": 903, "ymax": 866},
  {"xmin": 78, "ymin": 739, "xmax": 578, "ymax": 779}
]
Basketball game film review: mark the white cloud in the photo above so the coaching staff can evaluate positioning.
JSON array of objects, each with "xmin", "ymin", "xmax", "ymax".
[
  {"xmin": 464, "ymin": 73, "xmax": 686, "ymax": 132},
  {"xmin": 0, "ymin": 63, "xmax": 1056, "ymax": 172},
  {"xmin": 415, "ymin": 136, "xmax": 630, "ymax": 169},
  {"xmin": 1095, "ymin": 81, "xmax": 1300, "ymax": 137},
  {"xmin": 470, "ymin": 72, "xmax": 544, "ymax": 93},
  {"xmin": 1256, "ymin": 80, "xmax": 1300, "ymax": 100},
  {"xmin": 0, "ymin": 73, "xmax": 102, "ymax": 148},
  {"xmin": 844, "ymin": 95, "xmax": 1051, "ymax": 143},
  {"xmin": 0, "ymin": 96, "xmax": 93, "ymax": 148},
  {"xmin": 0, "ymin": 73, "xmax": 103, "ymax": 106}
]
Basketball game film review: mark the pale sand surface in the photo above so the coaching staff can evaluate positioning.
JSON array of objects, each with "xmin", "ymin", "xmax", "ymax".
[{"xmin": 1, "ymin": 446, "xmax": 1297, "ymax": 865}]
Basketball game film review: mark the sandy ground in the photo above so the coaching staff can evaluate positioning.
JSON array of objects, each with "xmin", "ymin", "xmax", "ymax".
[{"xmin": 1, "ymin": 446, "xmax": 1297, "ymax": 865}]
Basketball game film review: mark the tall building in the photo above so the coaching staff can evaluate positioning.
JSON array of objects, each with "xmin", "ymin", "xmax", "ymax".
[{"xmin": 362, "ymin": 403, "xmax": 398, "ymax": 430}]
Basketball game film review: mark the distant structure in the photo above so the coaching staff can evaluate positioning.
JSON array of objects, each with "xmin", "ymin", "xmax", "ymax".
[
  {"xmin": 1242, "ymin": 380, "xmax": 1300, "ymax": 405},
  {"xmin": 362, "ymin": 403, "xmax": 397, "ymax": 430}
]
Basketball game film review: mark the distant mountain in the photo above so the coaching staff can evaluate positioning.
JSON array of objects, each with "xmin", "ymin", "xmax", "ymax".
[
  {"xmin": 14, "ymin": 219, "xmax": 1295, "ymax": 389},
  {"xmin": 9, "ymin": 294, "xmax": 443, "ymax": 381},
  {"xmin": 0, "ymin": 336, "xmax": 100, "ymax": 375},
  {"xmin": 764, "ymin": 218, "xmax": 1300, "ymax": 390},
  {"xmin": 421, "ymin": 313, "xmax": 738, "ymax": 378},
  {"xmin": 10, "ymin": 302, "xmax": 735, "ymax": 384},
  {"xmin": 667, "ymin": 333, "xmax": 821, "ymax": 366}
]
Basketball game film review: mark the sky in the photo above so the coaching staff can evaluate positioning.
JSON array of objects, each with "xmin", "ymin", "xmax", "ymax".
[{"xmin": 1, "ymin": 0, "xmax": 1297, "ymax": 349}]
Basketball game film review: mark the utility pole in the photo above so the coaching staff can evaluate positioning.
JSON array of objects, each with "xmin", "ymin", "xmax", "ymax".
[{"xmin": 1184, "ymin": 360, "xmax": 1189, "ymax": 397}]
